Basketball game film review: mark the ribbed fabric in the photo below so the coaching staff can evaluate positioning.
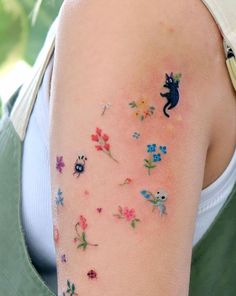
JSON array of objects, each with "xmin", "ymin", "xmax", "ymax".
[{"xmin": 193, "ymin": 149, "xmax": 236, "ymax": 245}]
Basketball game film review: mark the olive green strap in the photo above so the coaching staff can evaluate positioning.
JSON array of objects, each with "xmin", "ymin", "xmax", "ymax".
[
  {"xmin": 10, "ymin": 19, "xmax": 57, "ymax": 141},
  {"xmin": 226, "ymin": 52, "xmax": 236, "ymax": 91}
]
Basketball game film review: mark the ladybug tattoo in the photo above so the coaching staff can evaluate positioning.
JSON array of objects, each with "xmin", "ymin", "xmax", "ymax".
[
  {"xmin": 87, "ymin": 269, "xmax": 97, "ymax": 279},
  {"xmin": 73, "ymin": 155, "xmax": 87, "ymax": 177}
]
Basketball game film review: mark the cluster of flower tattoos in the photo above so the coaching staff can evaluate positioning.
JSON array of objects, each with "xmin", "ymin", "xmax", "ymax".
[{"xmin": 56, "ymin": 73, "xmax": 181, "ymax": 294}]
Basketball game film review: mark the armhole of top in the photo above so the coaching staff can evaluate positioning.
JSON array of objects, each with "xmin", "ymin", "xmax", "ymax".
[{"xmin": 201, "ymin": 0, "xmax": 236, "ymax": 92}]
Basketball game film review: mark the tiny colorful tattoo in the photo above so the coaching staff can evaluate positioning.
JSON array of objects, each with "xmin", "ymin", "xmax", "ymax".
[
  {"xmin": 53, "ymin": 225, "xmax": 59, "ymax": 243},
  {"xmin": 160, "ymin": 72, "xmax": 181, "ymax": 118},
  {"xmin": 73, "ymin": 155, "xmax": 87, "ymax": 178},
  {"xmin": 61, "ymin": 254, "xmax": 67, "ymax": 263},
  {"xmin": 55, "ymin": 188, "xmax": 64, "ymax": 206},
  {"xmin": 101, "ymin": 102, "xmax": 112, "ymax": 116},
  {"xmin": 91, "ymin": 127, "xmax": 118, "ymax": 163},
  {"xmin": 140, "ymin": 189, "xmax": 168, "ymax": 216},
  {"xmin": 119, "ymin": 178, "xmax": 133, "ymax": 186},
  {"xmin": 74, "ymin": 215, "xmax": 98, "ymax": 250},
  {"xmin": 62, "ymin": 280, "xmax": 79, "ymax": 296},
  {"xmin": 129, "ymin": 99, "xmax": 155, "ymax": 121},
  {"xmin": 96, "ymin": 208, "xmax": 103, "ymax": 213},
  {"xmin": 87, "ymin": 269, "xmax": 97, "ymax": 280},
  {"xmin": 144, "ymin": 144, "xmax": 168, "ymax": 175},
  {"xmin": 56, "ymin": 156, "xmax": 65, "ymax": 173},
  {"xmin": 132, "ymin": 131, "xmax": 141, "ymax": 139},
  {"xmin": 113, "ymin": 206, "xmax": 140, "ymax": 228}
]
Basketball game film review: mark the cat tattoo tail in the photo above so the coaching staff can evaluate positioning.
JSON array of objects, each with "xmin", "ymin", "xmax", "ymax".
[{"xmin": 160, "ymin": 72, "xmax": 181, "ymax": 118}]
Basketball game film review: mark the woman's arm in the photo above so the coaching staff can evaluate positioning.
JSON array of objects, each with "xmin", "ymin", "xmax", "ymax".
[{"xmin": 50, "ymin": 1, "xmax": 222, "ymax": 295}]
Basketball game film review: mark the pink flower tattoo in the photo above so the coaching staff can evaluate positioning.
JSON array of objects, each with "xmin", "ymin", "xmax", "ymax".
[
  {"xmin": 53, "ymin": 225, "xmax": 59, "ymax": 243},
  {"xmin": 79, "ymin": 215, "xmax": 88, "ymax": 231},
  {"xmin": 91, "ymin": 128, "xmax": 119, "ymax": 163},
  {"xmin": 56, "ymin": 156, "xmax": 65, "ymax": 173},
  {"xmin": 113, "ymin": 206, "xmax": 140, "ymax": 228},
  {"xmin": 74, "ymin": 215, "xmax": 98, "ymax": 250}
]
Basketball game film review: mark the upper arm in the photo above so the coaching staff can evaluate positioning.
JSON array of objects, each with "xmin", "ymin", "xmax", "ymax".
[{"xmin": 50, "ymin": 1, "xmax": 216, "ymax": 295}]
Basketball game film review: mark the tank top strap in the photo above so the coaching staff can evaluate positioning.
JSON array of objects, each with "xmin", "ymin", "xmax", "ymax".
[
  {"xmin": 10, "ymin": 19, "xmax": 57, "ymax": 141},
  {"xmin": 201, "ymin": 0, "xmax": 236, "ymax": 91}
]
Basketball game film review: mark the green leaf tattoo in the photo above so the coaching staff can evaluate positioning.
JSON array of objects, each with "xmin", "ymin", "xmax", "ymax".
[
  {"xmin": 144, "ymin": 158, "xmax": 156, "ymax": 176},
  {"xmin": 74, "ymin": 215, "xmax": 98, "ymax": 250},
  {"xmin": 63, "ymin": 280, "xmax": 78, "ymax": 296}
]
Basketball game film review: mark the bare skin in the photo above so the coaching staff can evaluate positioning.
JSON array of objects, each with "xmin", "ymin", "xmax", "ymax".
[{"xmin": 50, "ymin": 0, "xmax": 236, "ymax": 295}]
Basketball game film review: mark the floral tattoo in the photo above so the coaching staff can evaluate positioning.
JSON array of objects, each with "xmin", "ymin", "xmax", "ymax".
[
  {"xmin": 144, "ymin": 144, "xmax": 167, "ymax": 175},
  {"xmin": 53, "ymin": 225, "xmax": 59, "ymax": 243},
  {"xmin": 55, "ymin": 188, "xmax": 64, "ymax": 206},
  {"xmin": 87, "ymin": 269, "xmax": 98, "ymax": 280},
  {"xmin": 62, "ymin": 280, "xmax": 78, "ymax": 296},
  {"xmin": 140, "ymin": 189, "xmax": 168, "ymax": 216},
  {"xmin": 132, "ymin": 131, "xmax": 141, "ymax": 139},
  {"xmin": 113, "ymin": 206, "xmax": 140, "ymax": 228},
  {"xmin": 91, "ymin": 127, "xmax": 118, "ymax": 163},
  {"xmin": 101, "ymin": 102, "xmax": 112, "ymax": 116},
  {"xmin": 119, "ymin": 178, "xmax": 132, "ymax": 186},
  {"xmin": 61, "ymin": 254, "xmax": 67, "ymax": 263},
  {"xmin": 160, "ymin": 72, "xmax": 182, "ymax": 118},
  {"xmin": 56, "ymin": 156, "xmax": 65, "ymax": 173},
  {"xmin": 74, "ymin": 215, "xmax": 98, "ymax": 250},
  {"xmin": 129, "ymin": 99, "xmax": 155, "ymax": 121},
  {"xmin": 73, "ymin": 155, "xmax": 87, "ymax": 178}
]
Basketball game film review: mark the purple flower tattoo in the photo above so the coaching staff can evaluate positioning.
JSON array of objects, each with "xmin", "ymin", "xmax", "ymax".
[{"xmin": 56, "ymin": 156, "xmax": 65, "ymax": 173}]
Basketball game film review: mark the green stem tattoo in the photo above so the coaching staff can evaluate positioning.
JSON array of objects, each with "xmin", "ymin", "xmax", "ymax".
[
  {"xmin": 144, "ymin": 155, "xmax": 156, "ymax": 175},
  {"xmin": 74, "ymin": 223, "xmax": 98, "ymax": 250}
]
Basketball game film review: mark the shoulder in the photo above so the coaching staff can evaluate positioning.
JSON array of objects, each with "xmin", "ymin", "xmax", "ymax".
[{"xmin": 56, "ymin": 0, "xmax": 222, "ymax": 128}]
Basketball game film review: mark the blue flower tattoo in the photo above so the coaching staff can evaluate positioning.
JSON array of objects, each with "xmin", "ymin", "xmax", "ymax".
[
  {"xmin": 55, "ymin": 188, "xmax": 64, "ymax": 206},
  {"xmin": 147, "ymin": 144, "xmax": 157, "ymax": 153},
  {"xmin": 144, "ymin": 144, "xmax": 168, "ymax": 175}
]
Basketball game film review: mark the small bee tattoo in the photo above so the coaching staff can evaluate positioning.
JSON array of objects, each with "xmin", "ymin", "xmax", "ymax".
[{"xmin": 73, "ymin": 155, "xmax": 87, "ymax": 177}]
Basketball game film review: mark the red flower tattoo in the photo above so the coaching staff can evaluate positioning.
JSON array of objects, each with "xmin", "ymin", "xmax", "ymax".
[
  {"xmin": 79, "ymin": 215, "xmax": 88, "ymax": 231},
  {"xmin": 87, "ymin": 269, "xmax": 97, "ymax": 279},
  {"xmin": 74, "ymin": 215, "xmax": 98, "ymax": 250},
  {"xmin": 119, "ymin": 178, "xmax": 133, "ymax": 186},
  {"xmin": 91, "ymin": 128, "xmax": 118, "ymax": 163}
]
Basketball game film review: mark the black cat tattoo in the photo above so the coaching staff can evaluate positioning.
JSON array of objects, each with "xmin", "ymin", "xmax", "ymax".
[{"xmin": 160, "ymin": 73, "xmax": 181, "ymax": 118}]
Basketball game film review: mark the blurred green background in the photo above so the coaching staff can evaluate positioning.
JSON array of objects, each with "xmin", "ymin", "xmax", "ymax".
[{"xmin": 0, "ymin": 0, "xmax": 63, "ymax": 114}]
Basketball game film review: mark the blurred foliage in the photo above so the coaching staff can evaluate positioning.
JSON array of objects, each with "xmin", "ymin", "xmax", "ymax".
[
  {"xmin": 0, "ymin": 96, "xmax": 2, "ymax": 118},
  {"xmin": 0, "ymin": 0, "xmax": 63, "ymax": 70}
]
